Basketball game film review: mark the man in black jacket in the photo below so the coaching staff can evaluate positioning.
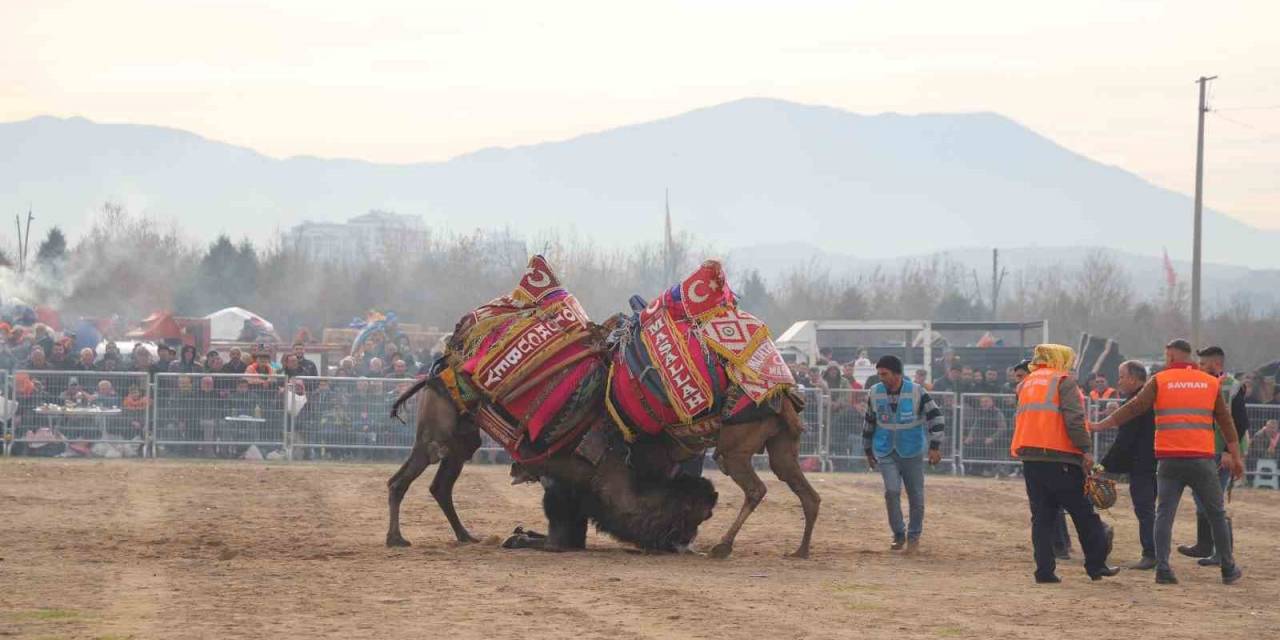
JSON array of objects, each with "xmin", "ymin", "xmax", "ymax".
[
  {"xmin": 292, "ymin": 342, "xmax": 320, "ymax": 377},
  {"xmin": 1100, "ymin": 360, "xmax": 1157, "ymax": 569}
]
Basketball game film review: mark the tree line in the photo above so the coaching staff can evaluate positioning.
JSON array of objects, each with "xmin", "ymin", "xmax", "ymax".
[{"xmin": 4, "ymin": 203, "xmax": 1279, "ymax": 370}]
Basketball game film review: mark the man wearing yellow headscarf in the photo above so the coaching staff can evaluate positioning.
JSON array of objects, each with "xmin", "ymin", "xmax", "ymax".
[{"xmin": 1011, "ymin": 344, "xmax": 1119, "ymax": 583}]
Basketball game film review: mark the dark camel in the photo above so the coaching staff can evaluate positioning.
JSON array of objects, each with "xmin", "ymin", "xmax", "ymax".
[
  {"xmin": 627, "ymin": 397, "xmax": 821, "ymax": 560},
  {"xmin": 385, "ymin": 380, "xmax": 717, "ymax": 552}
]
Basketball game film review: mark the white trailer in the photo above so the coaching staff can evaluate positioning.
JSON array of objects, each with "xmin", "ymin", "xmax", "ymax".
[{"xmin": 776, "ymin": 319, "xmax": 1050, "ymax": 382}]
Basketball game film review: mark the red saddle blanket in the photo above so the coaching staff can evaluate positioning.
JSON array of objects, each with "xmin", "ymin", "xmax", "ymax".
[
  {"xmin": 605, "ymin": 260, "xmax": 795, "ymax": 441},
  {"xmin": 443, "ymin": 256, "xmax": 607, "ymax": 460}
]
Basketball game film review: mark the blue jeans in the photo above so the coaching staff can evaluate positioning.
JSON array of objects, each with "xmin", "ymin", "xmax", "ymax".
[{"xmin": 878, "ymin": 451, "xmax": 926, "ymax": 541}]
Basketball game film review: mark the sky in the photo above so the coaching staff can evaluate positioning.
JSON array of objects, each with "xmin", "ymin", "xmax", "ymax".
[{"xmin": 3, "ymin": 0, "xmax": 1278, "ymax": 230}]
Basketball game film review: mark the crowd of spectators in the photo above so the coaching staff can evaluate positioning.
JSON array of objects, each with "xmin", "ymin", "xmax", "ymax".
[{"xmin": 0, "ymin": 319, "xmax": 441, "ymax": 459}]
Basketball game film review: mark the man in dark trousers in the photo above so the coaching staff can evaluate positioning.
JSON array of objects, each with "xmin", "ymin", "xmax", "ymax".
[
  {"xmin": 1100, "ymin": 360, "xmax": 1158, "ymax": 570},
  {"xmin": 1011, "ymin": 344, "xmax": 1119, "ymax": 583}
]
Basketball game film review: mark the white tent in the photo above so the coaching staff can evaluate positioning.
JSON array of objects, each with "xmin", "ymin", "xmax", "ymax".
[{"xmin": 206, "ymin": 307, "xmax": 277, "ymax": 342}]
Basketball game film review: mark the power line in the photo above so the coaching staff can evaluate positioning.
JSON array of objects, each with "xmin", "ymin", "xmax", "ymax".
[
  {"xmin": 1213, "ymin": 104, "xmax": 1280, "ymax": 112},
  {"xmin": 1208, "ymin": 111, "xmax": 1280, "ymax": 142}
]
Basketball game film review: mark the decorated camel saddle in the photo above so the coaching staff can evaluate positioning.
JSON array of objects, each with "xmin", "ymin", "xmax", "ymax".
[
  {"xmin": 436, "ymin": 255, "xmax": 609, "ymax": 464},
  {"xmin": 605, "ymin": 260, "xmax": 796, "ymax": 451}
]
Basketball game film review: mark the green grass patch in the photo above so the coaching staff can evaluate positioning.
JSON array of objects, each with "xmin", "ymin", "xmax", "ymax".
[
  {"xmin": 843, "ymin": 600, "xmax": 885, "ymax": 612},
  {"xmin": 7, "ymin": 607, "xmax": 82, "ymax": 621},
  {"xmin": 829, "ymin": 581, "xmax": 883, "ymax": 593}
]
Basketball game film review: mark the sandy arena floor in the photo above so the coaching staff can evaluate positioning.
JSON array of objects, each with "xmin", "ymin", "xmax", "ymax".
[{"xmin": 1, "ymin": 459, "xmax": 1277, "ymax": 639}]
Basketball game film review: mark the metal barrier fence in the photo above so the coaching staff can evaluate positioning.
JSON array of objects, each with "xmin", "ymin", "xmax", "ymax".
[
  {"xmin": 289, "ymin": 376, "xmax": 419, "ymax": 461},
  {"xmin": 153, "ymin": 372, "xmax": 289, "ymax": 459},
  {"xmin": 797, "ymin": 388, "xmax": 827, "ymax": 469},
  {"xmin": 1089, "ymin": 397, "xmax": 1124, "ymax": 463},
  {"xmin": 1245, "ymin": 403, "xmax": 1280, "ymax": 486},
  {"xmin": 0, "ymin": 370, "xmax": 8, "ymax": 455},
  {"xmin": 825, "ymin": 388, "xmax": 869, "ymax": 470},
  {"xmin": 956, "ymin": 393, "xmax": 1018, "ymax": 475},
  {"xmin": 2, "ymin": 367, "xmax": 1280, "ymax": 490},
  {"xmin": 6, "ymin": 370, "xmax": 149, "ymax": 458}
]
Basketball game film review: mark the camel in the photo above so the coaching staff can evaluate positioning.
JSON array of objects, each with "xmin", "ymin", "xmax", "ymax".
[
  {"xmin": 602, "ymin": 271, "xmax": 820, "ymax": 561},
  {"xmin": 385, "ymin": 378, "xmax": 718, "ymax": 552},
  {"xmin": 625, "ymin": 396, "xmax": 821, "ymax": 560}
]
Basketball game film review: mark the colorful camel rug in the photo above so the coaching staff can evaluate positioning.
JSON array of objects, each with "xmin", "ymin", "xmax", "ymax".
[
  {"xmin": 606, "ymin": 260, "xmax": 795, "ymax": 441},
  {"xmin": 441, "ymin": 255, "xmax": 607, "ymax": 462}
]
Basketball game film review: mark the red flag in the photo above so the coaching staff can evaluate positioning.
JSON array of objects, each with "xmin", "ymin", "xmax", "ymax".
[{"xmin": 1162, "ymin": 248, "xmax": 1177, "ymax": 288}]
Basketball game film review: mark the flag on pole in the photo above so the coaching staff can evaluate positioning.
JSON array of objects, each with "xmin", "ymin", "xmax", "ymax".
[{"xmin": 1162, "ymin": 247, "xmax": 1177, "ymax": 288}]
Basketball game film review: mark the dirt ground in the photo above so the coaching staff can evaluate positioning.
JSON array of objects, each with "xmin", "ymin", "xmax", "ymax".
[{"xmin": 1, "ymin": 459, "xmax": 1277, "ymax": 639}]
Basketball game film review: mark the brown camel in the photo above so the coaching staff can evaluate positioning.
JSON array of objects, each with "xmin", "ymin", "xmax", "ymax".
[
  {"xmin": 627, "ymin": 397, "xmax": 821, "ymax": 560},
  {"xmin": 385, "ymin": 380, "xmax": 717, "ymax": 552}
]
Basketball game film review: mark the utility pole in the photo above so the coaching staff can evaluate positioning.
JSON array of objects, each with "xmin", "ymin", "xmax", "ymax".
[
  {"xmin": 663, "ymin": 188, "xmax": 674, "ymax": 285},
  {"xmin": 990, "ymin": 248, "xmax": 1006, "ymax": 320},
  {"xmin": 1191, "ymin": 75, "xmax": 1216, "ymax": 350},
  {"xmin": 13, "ymin": 214, "xmax": 21, "ymax": 272},
  {"xmin": 14, "ymin": 206, "xmax": 35, "ymax": 275}
]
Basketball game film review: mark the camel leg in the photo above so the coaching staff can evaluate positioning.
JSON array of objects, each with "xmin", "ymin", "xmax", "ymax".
[
  {"xmin": 707, "ymin": 417, "xmax": 780, "ymax": 559},
  {"xmin": 386, "ymin": 387, "xmax": 461, "ymax": 547},
  {"xmin": 765, "ymin": 430, "xmax": 821, "ymax": 559},
  {"xmin": 542, "ymin": 477, "xmax": 589, "ymax": 551},
  {"xmin": 430, "ymin": 428, "xmax": 483, "ymax": 543},
  {"xmin": 503, "ymin": 479, "xmax": 587, "ymax": 552},
  {"xmin": 709, "ymin": 451, "xmax": 767, "ymax": 559},
  {"xmin": 386, "ymin": 443, "xmax": 433, "ymax": 547}
]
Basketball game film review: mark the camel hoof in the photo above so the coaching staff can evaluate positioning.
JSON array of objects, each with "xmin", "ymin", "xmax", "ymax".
[
  {"xmin": 786, "ymin": 549, "xmax": 810, "ymax": 559},
  {"xmin": 386, "ymin": 535, "xmax": 412, "ymax": 548},
  {"xmin": 709, "ymin": 543, "xmax": 734, "ymax": 560}
]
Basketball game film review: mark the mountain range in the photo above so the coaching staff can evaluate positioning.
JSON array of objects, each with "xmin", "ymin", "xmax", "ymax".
[{"xmin": 1, "ymin": 97, "xmax": 1276, "ymax": 272}]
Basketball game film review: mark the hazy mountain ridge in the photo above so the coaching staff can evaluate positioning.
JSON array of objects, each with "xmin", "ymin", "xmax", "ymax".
[{"xmin": 1, "ymin": 98, "xmax": 1275, "ymax": 267}]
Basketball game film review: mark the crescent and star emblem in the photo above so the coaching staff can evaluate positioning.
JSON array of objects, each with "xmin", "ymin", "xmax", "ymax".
[
  {"xmin": 525, "ymin": 269, "xmax": 552, "ymax": 288},
  {"xmin": 688, "ymin": 280, "xmax": 710, "ymax": 303}
]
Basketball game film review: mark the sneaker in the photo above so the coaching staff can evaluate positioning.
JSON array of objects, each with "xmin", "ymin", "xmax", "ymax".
[
  {"xmin": 904, "ymin": 539, "xmax": 920, "ymax": 555},
  {"xmin": 890, "ymin": 537, "xmax": 906, "ymax": 551},
  {"xmin": 1222, "ymin": 565, "xmax": 1243, "ymax": 585},
  {"xmin": 1155, "ymin": 569, "xmax": 1178, "ymax": 585},
  {"xmin": 1035, "ymin": 574, "xmax": 1062, "ymax": 584},
  {"xmin": 1129, "ymin": 556, "xmax": 1157, "ymax": 570},
  {"xmin": 1197, "ymin": 553, "xmax": 1221, "ymax": 567}
]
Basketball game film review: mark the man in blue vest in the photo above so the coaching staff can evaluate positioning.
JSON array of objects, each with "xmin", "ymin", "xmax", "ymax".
[{"xmin": 863, "ymin": 355, "xmax": 947, "ymax": 554}]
